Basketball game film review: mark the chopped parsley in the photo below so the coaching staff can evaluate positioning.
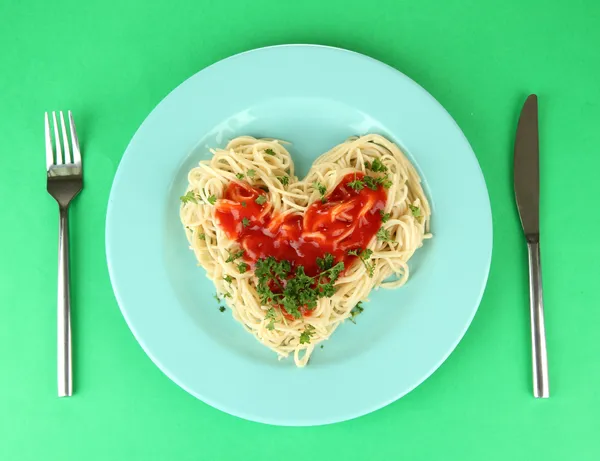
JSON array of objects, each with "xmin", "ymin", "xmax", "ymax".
[
  {"xmin": 316, "ymin": 253, "xmax": 335, "ymax": 271},
  {"xmin": 376, "ymin": 228, "xmax": 393, "ymax": 243},
  {"xmin": 223, "ymin": 275, "xmax": 233, "ymax": 283},
  {"xmin": 180, "ymin": 190, "xmax": 199, "ymax": 204},
  {"xmin": 265, "ymin": 148, "xmax": 276, "ymax": 156},
  {"xmin": 222, "ymin": 292, "xmax": 232, "ymax": 298},
  {"xmin": 349, "ymin": 302, "xmax": 364, "ymax": 323},
  {"xmin": 219, "ymin": 306, "xmax": 226, "ymax": 313},
  {"xmin": 241, "ymin": 201, "xmax": 247, "ymax": 207},
  {"xmin": 409, "ymin": 204, "xmax": 421, "ymax": 218},
  {"xmin": 299, "ymin": 325, "xmax": 315, "ymax": 344},
  {"xmin": 265, "ymin": 307, "xmax": 277, "ymax": 331},
  {"xmin": 242, "ymin": 217, "xmax": 251, "ymax": 228},
  {"xmin": 199, "ymin": 233, "xmax": 206, "ymax": 240},
  {"xmin": 254, "ymin": 256, "xmax": 344, "ymax": 319},
  {"xmin": 225, "ymin": 249, "xmax": 244, "ymax": 263},
  {"xmin": 255, "ymin": 195, "xmax": 267, "ymax": 205},
  {"xmin": 214, "ymin": 293, "xmax": 220, "ymax": 303},
  {"xmin": 237, "ymin": 262, "xmax": 249, "ymax": 273},
  {"xmin": 207, "ymin": 195, "xmax": 217, "ymax": 205},
  {"xmin": 348, "ymin": 175, "xmax": 364, "ymax": 191},
  {"xmin": 320, "ymin": 344, "xmax": 324, "ymax": 349},
  {"xmin": 380, "ymin": 211, "xmax": 391, "ymax": 223},
  {"xmin": 278, "ymin": 175, "xmax": 289, "ymax": 186},
  {"xmin": 236, "ymin": 173, "xmax": 244, "ymax": 180},
  {"xmin": 347, "ymin": 248, "xmax": 374, "ymax": 277},
  {"xmin": 369, "ymin": 158, "xmax": 388, "ymax": 173},
  {"xmin": 247, "ymin": 169, "xmax": 256, "ymax": 178}
]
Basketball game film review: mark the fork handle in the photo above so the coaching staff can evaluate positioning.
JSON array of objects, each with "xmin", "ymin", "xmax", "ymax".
[
  {"xmin": 57, "ymin": 206, "xmax": 72, "ymax": 397},
  {"xmin": 527, "ymin": 240, "xmax": 549, "ymax": 398}
]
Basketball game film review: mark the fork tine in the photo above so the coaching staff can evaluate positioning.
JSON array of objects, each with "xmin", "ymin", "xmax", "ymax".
[
  {"xmin": 69, "ymin": 111, "xmax": 81, "ymax": 165},
  {"xmin": 45, "ymin": 112, "xmax": 54, "ymax": 169},
  {"xmin": 52, "ymin": 111, "xmax": 63, "ymax": 165},
  {"xmin": 59, "ymin": 111, "xmax": 71, "ymax": 164}
]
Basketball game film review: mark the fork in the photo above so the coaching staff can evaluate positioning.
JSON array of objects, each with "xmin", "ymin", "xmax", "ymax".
[{"xmin": 45, "ymin": 111, "xmax": 82, "ymax": 397}]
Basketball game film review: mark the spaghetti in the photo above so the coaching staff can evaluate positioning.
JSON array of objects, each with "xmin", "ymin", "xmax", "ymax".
[{"xmin": 180, "ymin": 134, "xmax": 431, "ymax": 366}]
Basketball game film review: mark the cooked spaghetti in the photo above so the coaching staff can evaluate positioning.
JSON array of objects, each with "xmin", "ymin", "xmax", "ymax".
[{"xmin": 180, "ymin": 134, "xmax": 431, "ymax": 366}]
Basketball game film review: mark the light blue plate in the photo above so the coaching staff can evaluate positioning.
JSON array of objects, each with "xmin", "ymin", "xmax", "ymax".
[{"xmin": 106, "ymin": 45, "xmax": 492, "ymax": 426}]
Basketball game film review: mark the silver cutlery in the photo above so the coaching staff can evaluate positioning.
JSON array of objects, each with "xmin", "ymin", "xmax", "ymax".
[
  {"xmin": 45, "ymin": 111, "xmax": 82, "ymax": 397},
  {"xmin": 514, "ymin": 94, "xmax": 549, "ymax": 398}
]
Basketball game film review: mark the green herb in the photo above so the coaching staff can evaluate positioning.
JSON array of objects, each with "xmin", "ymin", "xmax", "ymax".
[
  {"xmin": 265, "ymin": 148, "xmax": 276, "ymax": 156},
  {"xmin": 242, "ymin": 217, "xmax": 251, "ymax": 228},
  {"xmin": 380, "ymin": 175, "xmax": 392, "ymax": 189},
  {"xmin": 222, "ymin": 292, "xmax": 232, "ymax": 298},
  {"xmin": 207, "ymin": 195, "xmax": 217, "ymax": 205},
  {"xmin": 369, "ymin": 158, "xmax": 388, "ymax": 173},
  {"xmin": 320, "ymin": 344, "xmax": 324, "ymax": 349},
  {"xmin": 316, "ymin": 253, "xmax": 335, "ymax": 271},
  {"xmin": 376, "ymin": 228, "xmax": 393, "ymax": 243},
  {"xmin": 380, "ymin": 211, "xmax": 391, "ymax": 223},
  {"xmin": 225, "ymin": 249, "xmax": 244, "ymax": 263},
  {"xmin": 255, "ymin": 195, "xmax": 267, "ymax": 205},
  {"xmin": 363, "ymin": 176, "xmax": 379, "ymax": 191},
  {"xmin": 199, "ymin": 233, "xmax": 206, "ymax": 240},
  {"xmin": 214, "ymin": 293, "xmax": 220, "ymax": 303},
  {"xmin": 219, "ymin": 306, "xmax": 226, "ymax": 313},
  {"xmin": 265, "ymin": 307, "xmax": 277, "ymax": 331},
  {"xmin": 314, "ymin": 182, "xmax": 327, "ymax": 197},
  {"xmin": 347, "ymin": 249, "xmax": 374, "ymax": 277},
  {"xmin": 349, "ymin": 302, "xmax": 364, "ymax": 324},
  {"xmin": 299, "ymin": 325, "xmax": 315, "ymax": 344},
  {"xmin": 223, "ymin": 275, "xmax": 233, "ymax": 283},
  {"xmin": 409, "ymin": 204, "xmax": 421, "ymax": 218},
  {"xmin": 247, "ymin": 169, "xmax": 256, "ymax": 178},
  {"xmin": 236, "ymin": 173, "xmax": 244, "ymax": 180},
  {"xmin": 278, "ymin": 175, "xmax": 289, "ymax": 186},
  {"xmin": 241, "ymin": 201, "xmax": 247, "ymax": 207},
  {"xmin": 348, "ymin": 175, "xmax": 364, "ymax": 191},
  {"xmin": 254, "ymin": 257, "xmax": 344, "ymax": 319},
  {"xmin": 180, "ymin": 190, "xmax": 198, "ymax": 204},
  {"xmin": 237, "ymin": 262, "xmax": 249, "ymax": 273},
  {"xmin": 364, "ymin": 161, "xmax": 371, "ymax": 170}
]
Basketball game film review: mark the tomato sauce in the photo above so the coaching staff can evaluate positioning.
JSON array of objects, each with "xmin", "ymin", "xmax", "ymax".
[{"xmin": 214, "ymin": 173, "xmax": 386, "ymax": 277}]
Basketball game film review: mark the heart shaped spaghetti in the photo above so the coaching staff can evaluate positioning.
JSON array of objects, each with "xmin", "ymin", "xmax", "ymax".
[{"xmin": 180, "ymin": 134, "xmax": 431, "ymax": 366}]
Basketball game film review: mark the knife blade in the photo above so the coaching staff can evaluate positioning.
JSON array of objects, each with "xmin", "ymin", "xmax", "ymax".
[
  {"xmin": 514, "ymin": 94, "xmax": 549, "ymax": 398},
  {"xmin": 514, "ymin": 94, "xmax": 539, "ymax": 240}
]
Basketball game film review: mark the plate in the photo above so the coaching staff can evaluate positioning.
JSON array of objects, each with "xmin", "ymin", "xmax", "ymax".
[{"xmin": 106, "ymin": 45, "xmax": 492, "ymax": 426}]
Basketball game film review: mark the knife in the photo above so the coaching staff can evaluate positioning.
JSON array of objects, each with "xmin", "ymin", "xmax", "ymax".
[{"xmin": 514, "ymin": 94, "xmax": 549, "ymax": 398}]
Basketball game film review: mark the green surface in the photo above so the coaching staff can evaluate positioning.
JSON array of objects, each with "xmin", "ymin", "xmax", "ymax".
[{"xmin": 1, "ymin": 0, "xmax": 599, "ymax": 459}]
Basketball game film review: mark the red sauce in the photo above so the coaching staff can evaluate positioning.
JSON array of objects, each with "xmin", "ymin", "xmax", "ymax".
[{"xmin": 214, "ymin": 173, "xmax": 386, "ymax": 278}]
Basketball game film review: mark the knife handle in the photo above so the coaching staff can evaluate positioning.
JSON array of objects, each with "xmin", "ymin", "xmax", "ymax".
[{"xmin": 527, "ymin": 239, "xmax": 549, "ymax": 398}]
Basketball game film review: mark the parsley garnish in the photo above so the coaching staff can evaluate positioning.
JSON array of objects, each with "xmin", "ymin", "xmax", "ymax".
[
  {"xmin": 320, "ymin": 344, "xmax": 324, "ymax": 349},
  {"xmin": 254, "ymin": 257, "xmax": 344, "ymax": 319},
  {"xmin": 278, "ymin": 176, "xmax": 289, "ymax": 186},
  {"xmin": 409, "ymin": 205, "xmax": 421, "ymax": 218},
  {"xmin": 214, "ymin": 293, "xmax": 220, "ymax": 303},
  {"xmin": 242, "ymin": 217, "xmax": 250, "ymax": 228},
  {"xmin": 363, "ymin": 176, "xmax": 379, "ymax": 191},
  {"xmin": 180, "ymin": 190, "xmax": 199, "ymax": 204},
  {"xmin": 207, "ymin": 195, "xmax": 217, "ymax": 205},
  {"xmin": 377, "ymin": 228, "xmax": 393, "ymax": 243},
  {"xmin": 224, "ymin": 275, "xmax": 233, "ymax": 283},
  {"xmin": 199, "ymin": 233, "xmax": 206, "ymax": 240},
  {"xmin": 265, "ymin": 307, "xmax": 277, "ymax": 330},
  {"xmin": 219, "ymin": 306, "xmax": 226, "ymax": 313},
  {"xmin": 380, "ymin": 211, "xmax": 391, "ymax": 223},
  {"xmin": 347, "ymin": 249, "xmax": 374, "ymax": 277},
  {"xmin": 299, "ymin": 325, "xmax": 315, "ymax": 344},
  {"xmin": 241, "ymin": 201, "xmax": 247, "ymax": 207},
  {"xmin": 314, "ymin": 182, "xmax": 327, "ymax": 196},
  {"xmin": 225, "ymin": 249, "xmax": 244, "ymax": 263},
  {"xmin": 237, "ymin": 262, "xmax": 249, "ymax": 273},
  {"xmin": 265, "ymin": 148, "xmax": 276, "ymax": 156},
  {"xmin": 348, "ymin": 175, "xmax": 364, "ymax": 191},
  {"xmin": 236, "ymin": 173, "xmax": 244, "ymax": 180},
  {"xmin": 255, "ymin": 195, "xmax": 267, "ymax": 205},
  {"xmin": 223, "ymin": 292, "xmax": 232, "ymax": 298},
  {"xmin": 247, "ymin": 169, "xmax": 256, "ymax": 178},
  {"xmin": 316, "ymin": 253, "xmax": 335, "ymax": 271},
  {"xmin": 369, "ymin": 158, "xmax": 388, "ymax": 173},
  {"xmin": 349, "ymin": 302, "xmax": 364, "ymax": 323}
]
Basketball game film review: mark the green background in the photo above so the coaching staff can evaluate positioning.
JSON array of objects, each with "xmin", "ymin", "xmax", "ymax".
[{"xmin": 1, "ymin": 0, "xmax": 599, "ymax": 459}]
